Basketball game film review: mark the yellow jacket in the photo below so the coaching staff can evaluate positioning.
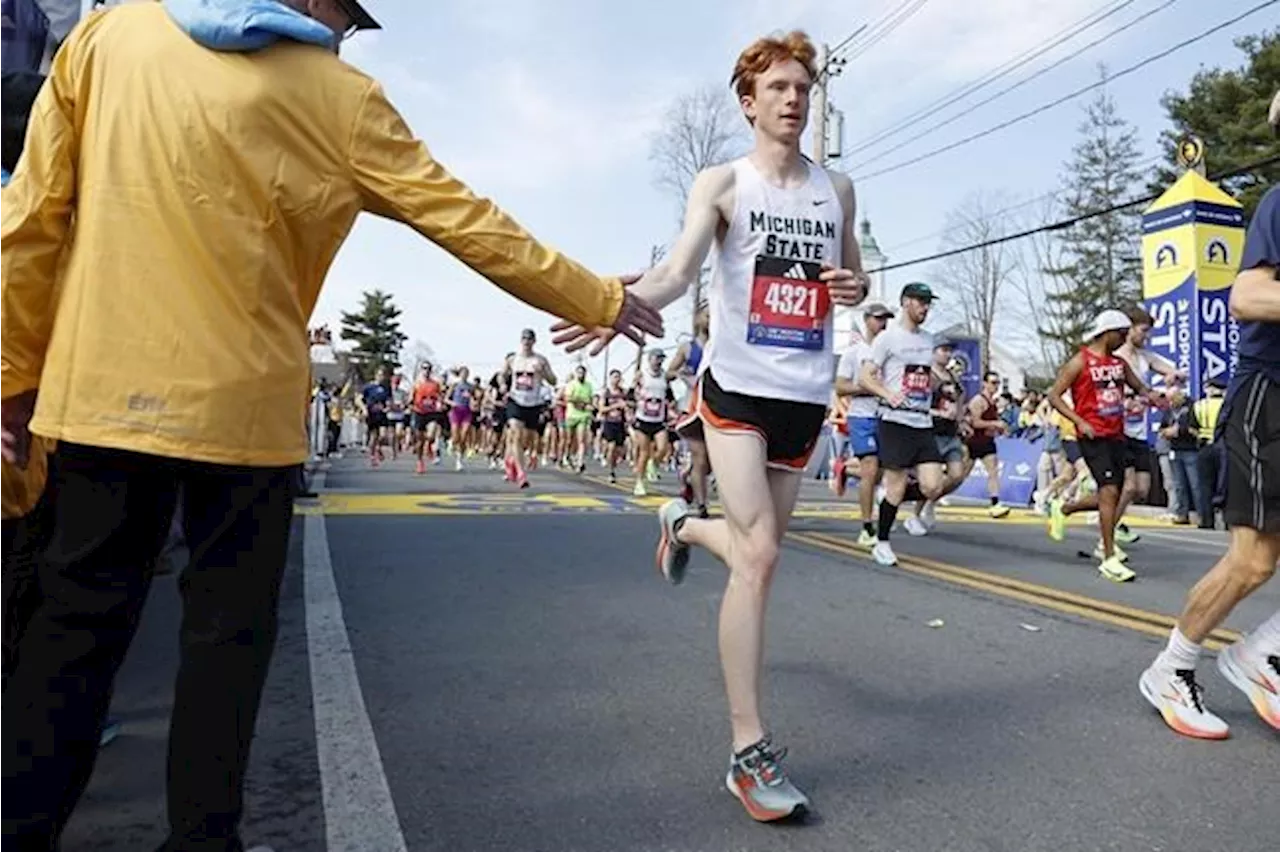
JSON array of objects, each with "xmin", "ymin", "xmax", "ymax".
[{"xmin": 1, "ymin": 4, "xmax": 623, "ymax": 467}]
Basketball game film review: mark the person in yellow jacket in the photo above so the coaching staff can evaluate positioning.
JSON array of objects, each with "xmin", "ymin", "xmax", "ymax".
[{"xmin": 0, "ymin": 2, "xmax": 662, "ymax": 849}]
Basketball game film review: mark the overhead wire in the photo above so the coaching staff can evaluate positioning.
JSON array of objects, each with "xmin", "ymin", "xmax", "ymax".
[{"xmin": 847, "ymin": 0, "xmax": 1278, "ymax": 182}]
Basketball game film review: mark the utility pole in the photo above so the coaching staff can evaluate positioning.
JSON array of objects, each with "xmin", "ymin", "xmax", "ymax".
[{"xmin": 812, "ymin": 42, "xmax": 829, "ymax": 164}]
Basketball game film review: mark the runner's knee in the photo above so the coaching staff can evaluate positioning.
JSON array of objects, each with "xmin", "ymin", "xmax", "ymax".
[{"xmin": 731, "ymin": 529, "xmax": 780, "ymax": 582}]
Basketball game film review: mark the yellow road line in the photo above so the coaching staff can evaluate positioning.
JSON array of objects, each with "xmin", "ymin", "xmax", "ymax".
[{"xmin": 786, "ymin": 531, "xmax": 1238, "ymax": 650}]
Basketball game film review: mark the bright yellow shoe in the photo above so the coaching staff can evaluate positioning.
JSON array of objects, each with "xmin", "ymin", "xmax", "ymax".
[
  {"xmin": 857, "ymin": 529, "xmax": 877, "ymax": 548},
  {"xmin": 1048, "ymin": 499, "xmax": 1067, "ymax": 542},
  {"xmin": 988, "ymin": 502, "xmax": 1010, "ymax": 519},
  {"xmin": 1098, "ymin": 556, "xmax": 1135, "ymax": 583}
]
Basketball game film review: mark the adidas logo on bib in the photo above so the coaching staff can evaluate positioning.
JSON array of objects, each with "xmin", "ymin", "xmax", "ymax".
[{"xmin": 783, "ymin": 263, "xmax": 808, "ymax": 280}]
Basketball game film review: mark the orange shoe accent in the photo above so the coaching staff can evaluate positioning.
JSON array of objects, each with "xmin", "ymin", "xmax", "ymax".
[
  {"xmin": 1154, "ymin": 701, "xmax": 1230, "ymax": 740},
  {"xmin": 726, "ymin": 770, "xmax": 798, "ymax": 822}
]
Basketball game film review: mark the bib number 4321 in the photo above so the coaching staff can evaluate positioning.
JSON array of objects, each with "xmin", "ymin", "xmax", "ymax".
[{"xmin": 747, "ymin": 257, "xmax": 830, "ymax": 351}]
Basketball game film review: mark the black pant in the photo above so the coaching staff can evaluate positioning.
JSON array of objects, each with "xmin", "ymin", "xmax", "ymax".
[
  {"xmin": 2, "ymin": 442, "xmax": 297, "ymax": 852},
  {"xmin": 325, "ymin": 419, "xmax": 341, "ymax": 455},
  {"xmin": 1196, "ymin": 442, "xmax": 1222, "ymax": 529},
  {"xmin": 2, "ymin": 479, "xmax": 56, "ymax": 693}
]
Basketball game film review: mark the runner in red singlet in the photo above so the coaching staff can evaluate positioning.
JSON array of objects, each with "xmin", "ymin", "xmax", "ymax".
[{"xmin": 1045, "ymin": 310, "xmax": 1153, "ymax": 582}]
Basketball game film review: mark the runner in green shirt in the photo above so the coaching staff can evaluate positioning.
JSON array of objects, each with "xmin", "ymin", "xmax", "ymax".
[{"xmin": 564, "ymin": 364, "xmax": 596, "ymax": 473}]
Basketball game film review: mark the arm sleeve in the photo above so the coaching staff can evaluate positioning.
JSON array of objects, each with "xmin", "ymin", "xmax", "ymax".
[
  {"xmin": 1240, "ymin": 186, "xmax": 1280, "ymax": 272},
  {"xmin": 0, "ymin": 24, "xmax": 83, "ymax": 398},
  {"xmin": 349, "ymin": 84, "xmax": 623, "ymax": 329}
]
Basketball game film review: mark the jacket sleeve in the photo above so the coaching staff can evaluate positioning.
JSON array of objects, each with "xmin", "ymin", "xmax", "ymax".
[
  {"xmin": 348, "ymin": 83, "xmax": 623, "ymax": 330},
  {"xmin": 0, "ymin": 28, "xmax": 81, "ymax": 399}
]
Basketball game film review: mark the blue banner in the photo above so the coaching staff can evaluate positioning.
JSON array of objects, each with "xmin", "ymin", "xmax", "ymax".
[
  {"xmin": 1197, "ymin": 287, "xmax": 1235, "ymax": 390},
  {"xmin": 949, "ymin": 338, "xmax": 983, "ymax": 401},
  {"xmin": 952, "ymin": 437, "xmax": 1043, "ymax": 506}
]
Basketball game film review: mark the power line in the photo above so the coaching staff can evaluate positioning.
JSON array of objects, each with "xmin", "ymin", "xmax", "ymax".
[
  {"xmin": 846, "ymin": 0, "xmax": 1141, "ymax": 157},
  {"xmin": 849, "ymin": 0, "xmax": 1276, "ymax": 182},
  {"xmin": 829, "ymin": 0, "xmax": 913, "ymax": 61},
  {"xmin": 881, "ymin": 153, "xmax": 1164, "ymax": 254},
  {"xmin": 840, "ymin": 0, "xmax": 933, "ymax": 64},
  {"xmin": 868, "ymin": 154, "xmax": 1280, "ymax": 274}
]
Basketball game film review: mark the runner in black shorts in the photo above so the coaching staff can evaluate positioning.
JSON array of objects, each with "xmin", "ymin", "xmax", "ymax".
[{"xmin": 1140, "ymin": 134, "xmax": 1280, "ymax": 739}]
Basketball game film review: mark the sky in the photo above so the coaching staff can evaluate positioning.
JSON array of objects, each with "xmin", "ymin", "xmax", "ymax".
[{"xmin": 312, "ymin": 0, "xmax": 1273, "ymax": 382}]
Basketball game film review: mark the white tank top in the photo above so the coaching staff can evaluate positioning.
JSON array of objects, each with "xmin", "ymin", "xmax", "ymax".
[
  {"xmin": 509, "ymin": 353, "xmax": 543, "ymax": 407},
  {"xmin": 699, "ymin": 157, "xmax": 843, "ymax": 406},
  {"xmin": 1123, "ymin": 350, "xmax": 1152, "ymax": 441},
  {"xmin": 634, "ymin": 372, "xmax": 669, "ymax": 423}
]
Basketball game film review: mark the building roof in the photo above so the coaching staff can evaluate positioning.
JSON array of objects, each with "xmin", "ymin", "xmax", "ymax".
[{"xmin": 858, "ymin": 217, "xmax": 883, "ymax": 259}]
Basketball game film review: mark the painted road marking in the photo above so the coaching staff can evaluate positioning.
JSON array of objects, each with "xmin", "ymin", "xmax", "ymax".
[
  {"xmin": 787, "ymin": 530, "xmax": 1240, "ymax": 650},
  {"xmin": 304, "ymin": 471, "xmax": 409, "ymax": 852}
]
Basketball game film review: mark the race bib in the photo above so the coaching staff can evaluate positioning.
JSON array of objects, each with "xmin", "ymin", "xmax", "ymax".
[
  {"xmin": 1098, "ymin": 384, "xmax": 1123, "ymax": 418},
  {"xmin": 515, "ymin": 373, "xmax": 534, "ymax": 391},
  {"xmin": 901, "ymin": 364, "xmax": 931, "ymax": 410},
  {"xmin": 746, "ymin": 257, "xmax": 830, "ymax": 351},
  {"xmin": 642, "ymin": 397, "xmax": 663, "ymax": 418}
]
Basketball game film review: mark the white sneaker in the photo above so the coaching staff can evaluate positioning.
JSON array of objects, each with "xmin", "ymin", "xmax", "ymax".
[
  {"xmin": 454, "ymin": 458, "xmax": 463, "ymax": 471},
  {"xmin": 904, "ymin": 517, "xmax": 929, "ymax": 537},
  {"xmin": 871, "ymin": 541, "xmax": 897, "ymax": 566},
  {"xmin": 1216, "ymin": 643, "xmax": 1280, "ymax": 731},
  {"xmin": 919, "ymin": 500, "xmax": 938, "ymax": 530},
  {"xmin": 1139, "ymin": 664, "xmax": 1229, "ymax": 740}
]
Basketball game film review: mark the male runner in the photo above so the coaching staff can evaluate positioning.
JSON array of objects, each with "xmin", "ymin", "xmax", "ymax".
[
  {"xmin": 503, "ymin": 329, "xmax": 555, "ymax": 488},
  {"xmin": 907, "ymin": 339, "xmax": 970, "ymax": 535},
  {"xmin": 834, "ymin": 302, "xmax": 894, "ymax": 546},
  {"xmin": 361, "ymin": 366, "xmax": 392, "ymax": 465},
  {"xmin": 553, "ymin": 30, "xmax": 868, "ymax": 820},
  {"xmin": 598, "ymin": 370, "xmax": 629, "ymax": 483},
  {"xmin": 1045, "ymin": 310, "xmax": 1151, "ymax": 582},
  {"xmin": 411, "ymin": 363, "xmax": 446, "ymax": 474},
  {"xmin": 386, "ymin": 372, "xmax": 410, "ymax": 459},
  {"xmin": 563, "ymin": 364, "xmax": 595, "ymax": 473},
  {"xmin": 1112, "ymin": 306, "xmax": 1183, "ymax": 545},
  {"xmin": 631, "ymin": 350, "xmax": 673, "ymax": 497},
  {"xmin": 668, "ymin": 306, "xmax": 712, "ymax": 514},
  {"xmin": 964, "ymin": 371, "xmax": 1012, "ymax": 519},
  {"xmin": 1138, "ymin": 95, "xmax": 1280, "ymax": 738},
  {"xmin": 858, "ymin": 283, "xmax": 948, "ymax": 566}
]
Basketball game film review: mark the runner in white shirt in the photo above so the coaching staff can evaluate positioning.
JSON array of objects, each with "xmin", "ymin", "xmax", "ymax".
[
  {"xmin": 835, "ymin": 303, "xmax": 895, "ymax": 547},
  {"xmin": 502, "ymin": 328, "xmax": 556, "ymax": 489},
  {"xmin": 552, "ymin": 30, "xmax": 868, "ymax": 821},
  {"xmin": 857, "ymin": 283, "xmax": 948, "ymax": 566},
  {"xmin": 631, "ymin": 350, "xmax": 673, "ymax": 497}
]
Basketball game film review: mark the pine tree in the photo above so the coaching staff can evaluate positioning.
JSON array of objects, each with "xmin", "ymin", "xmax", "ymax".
[
  {"xmin": 1041, "ymin": 71, "xmax": 1145, "ymax": 354},
  {"xmin": 339, "ymin": 290, "xmax": 408, "ymax": 380}
]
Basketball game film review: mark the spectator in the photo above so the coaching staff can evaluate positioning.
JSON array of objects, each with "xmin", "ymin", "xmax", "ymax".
[
  {"xmin": 0, "ymin": 3, "xmax": 660, "ymax": 850},
  {"xmin": 1159, "ymin": 386, "xmax": 1201, "ymax": 525},
  {"xmin": 1193, "ymin": 379, "xmax": 1227, "ymax": 529}
]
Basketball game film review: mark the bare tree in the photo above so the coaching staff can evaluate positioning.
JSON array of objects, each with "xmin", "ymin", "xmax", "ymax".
[
  {"xmin": 936, "ymin": 191, "xmax": 1021, "ymax": 372},
  {"xmin": 649, "ymin": 84, "xmax": 745, "ymax": 212},
  {"xmin": 1013, "ymin": 195, "xmax": 1074, "ymax": 373}
]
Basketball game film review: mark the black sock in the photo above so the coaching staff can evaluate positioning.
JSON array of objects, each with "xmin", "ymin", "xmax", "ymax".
[
  {"xmin": 863, "ymin": 521, "xmax": 875, "ymax": 537},
  {"xmin": 990, "ymin": 495, "xmax": 999, "ymax": 506},
  {"xmin": 904, "ymin": 482, "xmax": 924, "ymax": 503},
  {"xmin": 878, "ymin": 499, "xmax": 899, "ymax": 541}
]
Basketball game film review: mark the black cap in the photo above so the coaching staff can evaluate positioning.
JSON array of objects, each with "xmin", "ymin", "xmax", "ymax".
[
  {"xmin": 900, "ymin": 282, "xmax": 937, "ymax": 302},
  {"xmin": 862, "ymin": 302, "xmax": 895, "ymax": 318},
  {"xmin": 336, "ymin": 0, "xmax": 382, "ymax": 30},
  {"xmin": 934, "ymin": 338, "xmax": 955, "ymax": 350}
]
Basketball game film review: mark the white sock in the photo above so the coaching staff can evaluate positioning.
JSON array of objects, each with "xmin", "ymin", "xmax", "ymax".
[
  {"xmin": 1157, "ymin": 627, "xmax": 1202, "ymax": 671},
  {"xmin": 1242, "ymin": 609, "xmax": 1280, "ymax": 658}
]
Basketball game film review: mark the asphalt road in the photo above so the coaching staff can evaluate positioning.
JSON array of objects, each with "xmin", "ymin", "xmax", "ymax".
[{"xmin": 59, "ymin": 452, "xmax": 1277, "ymax": 852}]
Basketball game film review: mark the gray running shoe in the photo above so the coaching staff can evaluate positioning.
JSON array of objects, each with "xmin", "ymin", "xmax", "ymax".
[
  {"xmin": 656, "ymin": 498, "xmax": 693, "ymax": 585},
  {"xmin": 725, "ymin": 737, "xmax": 809, "ymax": 821}
]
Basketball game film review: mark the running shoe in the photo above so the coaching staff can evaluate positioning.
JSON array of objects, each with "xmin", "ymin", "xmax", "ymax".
[
  {"xmin": 904, "ymin": 517, "xmax": 929, "ymax": 537},
  {"xmin": 609, "ymin": 470, "xmax": 617, "ymax": 484},
  {"xmin": 1092, "ymin": 541, "xmax": 1129, "ymax": 563},
  {"xmin": 725, "ymin": 737, "xmax": 809, "ymax": 822},
  {"xmin": 856, "ymin": 529, "xmax": 877, "ymax": 548},
  {"xmin": 988, "ymin": 502, "xmax": 1010, "ymax": 519},
  {"xmin": 415, "ymin": 459, "xmax": 426, "ymax": 475},
  {"xmin": 919, "ymin": 500, "xmax": 938, "ymax": 531},
  {"xmin": 1115, "ymin": 523, "xmax": 1140, "ymax": 544},
  {"xmin": 455, "ymin": 458, "xmax": 463, "ymax": 471},
  {"xmin": 655, "ymin": 498, "xmax": 693, "ymax": 585},
  {"xmin": 1047, "ymin": 498, "xmax": 1067, "ymax": 542},
  {"xmin": 633, "ymin": 479, "xmax": 647, "ymax": 497},
  {"xmin": 1097, "ymin": 556, "xmax": 1135, "ymax": 583},
  {"xmin": 871, "ymin": 541, "xmax": 897, "ymax": 566},
  {"xmin": 1216, "ymin": 644, "xmax": 1280, "ymax": 731},
  {"xmin": 1139, "ymin": 664, "xmax": 1229, "ymax": 739}
]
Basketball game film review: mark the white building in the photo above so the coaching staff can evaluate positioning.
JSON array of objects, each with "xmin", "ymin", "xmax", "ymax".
[{"xmin": 834, "ymin": 217, "xmax": 888, "ymax": 351}]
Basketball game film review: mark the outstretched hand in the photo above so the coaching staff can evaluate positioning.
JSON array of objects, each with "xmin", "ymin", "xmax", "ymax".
[{"xmin": 550, "ymin": 273, "xmax": 664, "ymax": 356}]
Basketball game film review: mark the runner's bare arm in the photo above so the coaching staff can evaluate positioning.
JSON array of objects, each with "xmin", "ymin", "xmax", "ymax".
[
  {"xmin": 1046, "ymin": 355, "xmax": 1091, "ymax": 435},
  {"xmin": 540, "ymin": 357, "xmax": 557, "ymax": 386},
  {"xmin": 1228, "ymin": 266, "xmax": 1280, "ymax": 322},
  {"xmin": 857, "ymin": 361, "xmax": 899, "ymax": 407},
  {"xmin": 1121, "ymin": 359, "xmax": 1150, "ymax": 396},
  {"xmin": 665, "ymin": 344, "xmax": 689, "ymax": 381},
  {"xmin": 968, "ymin": 395, "xmax": 1006, "ymax": 432}
]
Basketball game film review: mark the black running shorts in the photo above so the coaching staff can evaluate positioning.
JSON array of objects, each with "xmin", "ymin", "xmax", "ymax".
[
  {"xmin": 601, "ymin": 420, "xmax": 626, "ymax": 445},
  {"xmin": 966, "ymin": 437, "xmax": 998, "ymax": 460},
  {"xmin": 1124, "ymin": 437, "xmax": 1154, "ymax": 474},
  {"xmin": 632, "ymin": 420, "xmax": 665, "ymax": 439},
  {"xmin": 505, "ymin": 401, "xmax": 542, "ymax": 431},
  {"xmin": 1079, "ymin": 437, "xmax": 1127, "ymax": 488},
  {"xmin": 366, "ymin": 411, "xmax": 388, "ymax": 430},
  {"xmin": 691, "ymin": 370, "xmax": 826, "ymax": 470},
  {"xmin": 877, "ymin": 420, "xmax": 944, "ymax": 471},
  {"xmin": 1223, "ymin": 373, "xmax": 1280, "ymax": 533}
]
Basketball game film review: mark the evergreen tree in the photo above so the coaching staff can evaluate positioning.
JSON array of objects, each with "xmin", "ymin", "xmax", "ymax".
[
  {"xmin": 1150, "ymin": 31, "xmax": 1279, "ymax": 220},
  {"xmin": 1041, "ymin": 72, "xmax": 1144, "ymax": 353},
  {"xmin": 339, "ymin": 290, "xmax": 408, "ymax": 380}
]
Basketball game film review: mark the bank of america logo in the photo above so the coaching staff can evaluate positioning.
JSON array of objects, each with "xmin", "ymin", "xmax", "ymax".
[{"xmin": 783, "ymin": 263, "xmax": 807, "ymax": 280}]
